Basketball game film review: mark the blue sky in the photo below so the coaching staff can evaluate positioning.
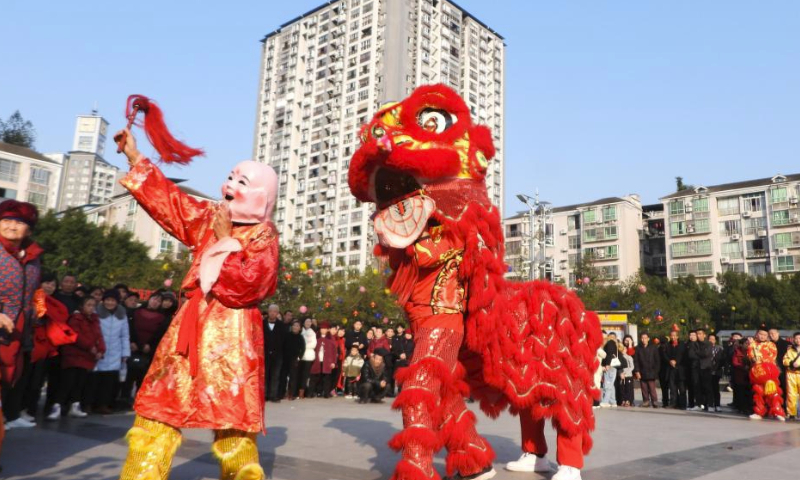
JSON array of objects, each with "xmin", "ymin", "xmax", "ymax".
[{"xmin": 2, "ymin": 1, "xmax": 798, "ymax": 215}]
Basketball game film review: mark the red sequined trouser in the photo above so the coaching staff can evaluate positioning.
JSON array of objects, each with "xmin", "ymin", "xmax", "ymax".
[
  {"xmin": 520, "ymin": 412, "xmax": 584, "ymax": 469},
  {"xmin": 390, "ymin": 326, "xmax": 495, "ymax": 480},
  {"xmin": 750, "ymin": 364, "xmax": 786, "ymax": 419}
]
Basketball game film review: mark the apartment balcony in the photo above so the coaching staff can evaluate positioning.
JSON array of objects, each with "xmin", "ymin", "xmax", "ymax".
[{"xmin": 746, "ymin": 249, "xmax": 769, "ymax": 259}]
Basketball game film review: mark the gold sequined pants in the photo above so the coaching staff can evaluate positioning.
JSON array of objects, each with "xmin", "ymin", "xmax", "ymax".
[
  {"xmin": 120, "ymin": 416, "xmax": 264, "ymax": 480},
  {"xmin": 390, "ymin": 327, "xmax": 493, "ymax": 480}
]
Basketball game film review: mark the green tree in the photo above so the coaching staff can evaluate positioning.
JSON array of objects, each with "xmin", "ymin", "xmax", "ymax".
[
  {"xmin": 272, "ymin": 246, "xmax": 403, "ymax": 328},
  {"xmin": 35, "ymin": 209, "xmax": 178, "ymax": 288},
  {"xmin": 0, "ymin": 111, "xmax": 36, "ymax": 148}
]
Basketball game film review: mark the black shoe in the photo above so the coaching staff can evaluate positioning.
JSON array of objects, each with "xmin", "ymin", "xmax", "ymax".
[{"xmin": 370, "ymin": 398, "xmax": 385, "ymax": 404}]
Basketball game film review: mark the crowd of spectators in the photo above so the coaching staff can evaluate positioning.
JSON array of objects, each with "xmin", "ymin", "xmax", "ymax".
[
  {"xmin": 262, "ymin": 307, "xmax": 415, "ymax": 404},
  {"xmin": 595, "ymin": 326, "xmax": 800, "ymax": 421},
  {"xmin": 3, "ymin": 274, "xmax": 178, "ymax": 429}
]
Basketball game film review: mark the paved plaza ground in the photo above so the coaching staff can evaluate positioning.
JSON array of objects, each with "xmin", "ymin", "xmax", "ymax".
[{"xmin": 3, "ymin": 392, "xmax": 799, "ymax": 480}]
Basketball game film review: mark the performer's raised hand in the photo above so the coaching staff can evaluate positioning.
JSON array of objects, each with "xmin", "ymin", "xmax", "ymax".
[
  {"xmin": 213, "ymin": 203, "xmax": 233, "ymax": 239},
  {"xmin": 114, "ymin": 128, "xmax": 143, "ymax": 167}
]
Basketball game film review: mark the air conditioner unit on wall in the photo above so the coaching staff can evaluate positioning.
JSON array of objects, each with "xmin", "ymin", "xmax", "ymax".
[
  {"xmin": 559, "ymin": 229, "xmax": 567, "ymax": 235},
  {"xmin": 720, "ymin": 257, "xmax": 730, "ymax": 264},
  {"xmin": 779, "ymin": 248, "xmax": 789, "ymax": 256},
  {"xmin": 731, "ymin": 234, "xmax": 740, "ymax": 240},
  {"xmin": 742, "ymin": 211, "xmax": 751, "ymax": 218},
  {"xmin": 757, "ymin": 229, "xmax": 767, "ymax": 237}
]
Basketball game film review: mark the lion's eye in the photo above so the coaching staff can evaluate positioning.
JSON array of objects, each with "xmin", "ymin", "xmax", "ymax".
[{"xmin": 417, "ymin": 108, "xmax": 456, "ymax": 134}]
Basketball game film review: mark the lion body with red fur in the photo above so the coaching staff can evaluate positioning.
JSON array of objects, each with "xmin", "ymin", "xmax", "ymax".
[{"xmin": 349, "ymin": 84, "xmax": 602, "ymax": 479}]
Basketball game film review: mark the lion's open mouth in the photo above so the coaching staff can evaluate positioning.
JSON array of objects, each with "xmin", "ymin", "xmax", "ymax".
[{"xmin": 373, "ymin": 167, "xmax": 422, "ymax": 208}]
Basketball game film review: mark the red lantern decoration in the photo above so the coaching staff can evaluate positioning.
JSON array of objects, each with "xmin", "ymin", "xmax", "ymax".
[{"xmin": 370, "ymin": 301, "xmax": 376, "ymax": 309}]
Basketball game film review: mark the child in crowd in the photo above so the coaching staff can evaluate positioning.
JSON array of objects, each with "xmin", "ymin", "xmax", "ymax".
[
  {"xmin": 343, "ymin": 346, "xmax": 365, "ymax": 399},
  {"xmin": 49, "ymin": 297, "xmax": 105, "ymax": 420}
]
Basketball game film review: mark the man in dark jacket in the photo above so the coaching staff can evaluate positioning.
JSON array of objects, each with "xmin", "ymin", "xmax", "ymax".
[
  {"xmin": 345, "ymin": 319, "xmax": 369, "ymax": 357},
  {"xmin": 280, "ymin": 321, "xmax": 305, "ymax": 400},
  {"xmin": 683, "ymin": 330, "xmax": 698, "ymax": 408},
  {"xmin": 263, "ymin": 304, "xmax": 287, "ymax": 402},
  {"xmin": 634, "ymin": 332, "xmax": 660, "ymax": 408},
  {"xmin": 662, "ymin": 329, "xmax": 687, "ymax": 409},
  {"xmin": 688, "ymin": 329, "xmax": 713, "ymax": 411},
  {"xmin": 726, "ymin": 332, "xmax": 743, "ymax": 408},
  {"xmin": 358, "ymin": 348, "xmax": 391, "ymax": 403}
]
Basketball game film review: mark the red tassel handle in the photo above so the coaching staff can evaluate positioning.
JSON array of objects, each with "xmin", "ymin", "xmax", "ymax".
[{"xmin": 121, "ymin": 95, "xmax": 204, "ymax": 165}]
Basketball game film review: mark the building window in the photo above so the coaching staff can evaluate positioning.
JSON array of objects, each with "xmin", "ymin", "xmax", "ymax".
[
  {"xmin": 671, "ymin": 240, "xmax": 712, "ymax": 258},
  {"xmin": 719, "ymin": 220, "xmax": 741, "ymax": 236},
  {"xmin": 748, "ymin": 263, "xmax": 769, "ymax": 277},
  {"xmin": 604, "ymin": 226, "xmax": 618, "ymax": 240},
  {"xmin": 774, "ymin": 233, "xmax": 793, "ymax": 248},
  {"xmin": 742, "ymin": 193, "xmax": 764, "ymax": 213},
  {"xmin": 568, "ymin": 236, "xmax": 579, "ymax": 249},
  {"xmin": 771, "ymin": 187, "xmax": 788, "ymax": 204},
  {"xmin": 583, "ymin": 210, "xmax": 596, "ymax": 224},
  {"xmin": 128, "ymin": 199, "xmax": 138, "ymax": 215},
  {"xmin": 692, "ymin": 197, "xmax": 709, "ymax": 213},
  {"xmin": 77, "ymin": 136, "xmax": 93, "ymax": 151},
  {"xmin": 0, "ymin": 159, "xmax": 20, "ymax": 183},
  {"xmin": 772, "ymin": 210, "xmax": 790, "ymax": 226},
  {"xmin": 27, "ymin": 191, "xmax": 47, "ymax": 208},
  {"xmin": 777, "ymin": 256, "xmax": 795, "ymax": 272},
  {"xmin": 717, "ymin": 196, "xmax": 739, "ymax": 216},
  {"xmin": 721, "ymin": 241, "xmax": 743, "ymax": 259},
  {"xmin": 159, "ymin": 231, "xmax": 174, "ymax": 255},
  {"xmin": 744, "ymin": 217, "xmax": 767, "ymax": 235},
  {"xmin": 29, "ymin": 167, "xmax": 51, "ymax": 186},
  {"xmin": 602, "ymin": 205, "xmax": 617, "ymax": 222},
  {"xmin": 669, "ymin": 200, "xmax": 685, "ymax": 216}
]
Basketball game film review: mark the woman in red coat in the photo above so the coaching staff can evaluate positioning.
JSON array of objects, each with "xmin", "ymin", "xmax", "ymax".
[
  {"xmin": 49, "ymin": 297, "xmax": 105, "ymax": 419},
  {"xmin": 117, "ymin": 128, "xmax": 278, "ymax": 480},
  {"xmin": 309, "ymin": 322, "xmax": 338, "ymax": 398}
]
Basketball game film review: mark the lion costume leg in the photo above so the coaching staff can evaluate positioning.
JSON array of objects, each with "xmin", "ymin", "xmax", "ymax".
[
  {"xmin": 519, "ymin": 409, "xmax": 584, "ymax": 470},
  {"xmin": 212, "ymin": 430, "xmax": 264, "ymax": 480},
  {"xmin": 390, "ymin": 327, "xmax": 463, "ymax": 480},
  {"xmin": 120, "ymin": 415, "xmax": 182, "ymax": 480},
  {"xmin": 440, "ymin": 363, "xmax": 495, "ymax": 478}
]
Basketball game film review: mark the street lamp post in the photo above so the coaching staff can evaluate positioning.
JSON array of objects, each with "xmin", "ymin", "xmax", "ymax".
[{"xmin": 517, "ymin": 192, "xmax": 552, "ymax": 281}]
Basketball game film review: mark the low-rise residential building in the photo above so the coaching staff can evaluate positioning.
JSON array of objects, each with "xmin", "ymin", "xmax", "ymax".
[
  {"xmin": 82, "ymin": 179, "xmax": 214, "ymax": 259},
  {"xmin": 0, "ymin": 142, "xmax": 64, "ymax": 211},
  {"xmin": 504, "ymin": 195, "xmax": 646, "ymax": 287},
  {"xmin": 661, "ymin": 173, "xmax": 800, "ymax": 285}
]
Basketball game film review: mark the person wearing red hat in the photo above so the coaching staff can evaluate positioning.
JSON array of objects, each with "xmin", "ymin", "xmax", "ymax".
[{"xmin": 0, "ymin": 200, "xmax": 44, "ymax": 465}]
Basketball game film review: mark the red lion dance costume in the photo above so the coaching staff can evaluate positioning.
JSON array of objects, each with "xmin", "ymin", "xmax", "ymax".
[
  {"xmin": 747, "ymin": 334, "xmax": 786, "ymax": 421},
  {"xmin": 348, "ymin": 85, "xmax": 602, "ymax": 480},
  {"xmin": 115, "ymin": 96, "xmax": 279, "ymax": 480}
]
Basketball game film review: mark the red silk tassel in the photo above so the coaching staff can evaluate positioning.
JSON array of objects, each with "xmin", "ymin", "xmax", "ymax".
[{"xmin": 126, "ymin": 95, "xmax": 204, "ymax": 165}]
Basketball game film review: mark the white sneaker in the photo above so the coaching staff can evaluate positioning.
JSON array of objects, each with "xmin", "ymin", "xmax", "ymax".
[
  {"xmin": 5, "ymin": 417, "xmax": 36, "ymax": 429},
  {"xmin": 505, "ymin": 452, "xmax": 553, "ymax": 472},
  {"xmin": 68, "ymin": 402, "xmax": 87, "ymax": 418},
  {"xmin": 749, "ymin": 413, "xmax": 762, "ymax": 420},
  {"xmin": 714, "ymin": 406, "xmax": 722, "ymax": 412},
  {"xmin": 610, "ymin": 404, "xmax": 618, "ymax": 408},
  {"xmin": 776, "ymin": 415, "xmax": 786, "ymax": 422},
  {"xmin": 599, "ymin": 403, "xmax": 612, "ymax": 408},
  {"xmin": 553, "ymin": 465, "xmax": 582, "ymax": 480},
  {"xmin": 46, "ymin": 404, "xmax": 61, "ymax": 421},
  {"xmin": 20, "ymin": 411, "xmax": 36, "ymax": 423}
]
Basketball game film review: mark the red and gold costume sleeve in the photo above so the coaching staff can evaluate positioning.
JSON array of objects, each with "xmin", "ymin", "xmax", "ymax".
[
  {"xmin": 211, "ymin": 223, "xmax": 279, "ymax": 308},
  {"xmin": 749, "ymin": 341, "xmax": 778, "ymax": 364},
  {"xmin": 120, "ymin": 158, "xmax": 211, "ymax": 248}
]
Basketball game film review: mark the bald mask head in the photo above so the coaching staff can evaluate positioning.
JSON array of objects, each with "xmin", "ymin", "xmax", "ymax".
[{"xmin": 222, "ymin": 161, "xmax": 277, "ymax": 224}]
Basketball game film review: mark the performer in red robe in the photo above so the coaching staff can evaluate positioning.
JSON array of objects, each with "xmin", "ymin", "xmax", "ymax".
[
  {"xmin": 116, "ymin": 129, "xmax": 278, "ymax": 480},
  {"xmin": 747, "ymin": 326, "xmax": 786, "ymax": 421}
]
